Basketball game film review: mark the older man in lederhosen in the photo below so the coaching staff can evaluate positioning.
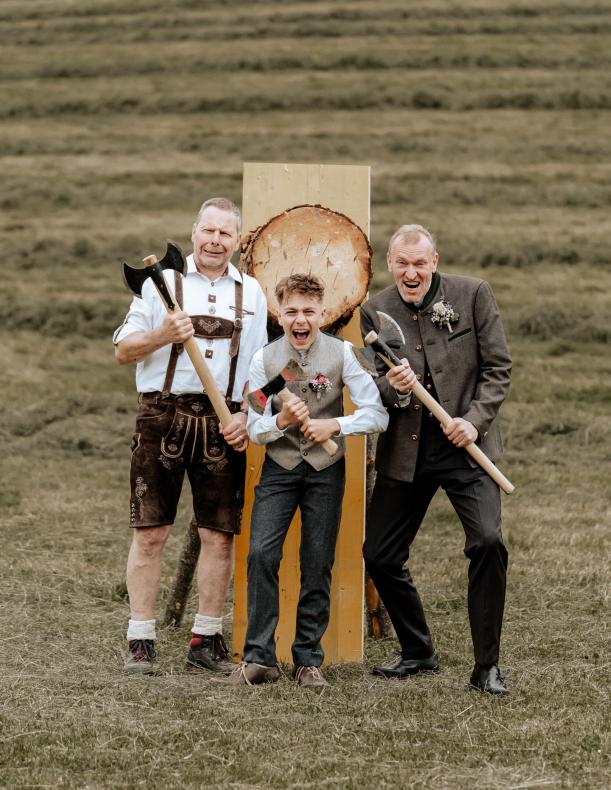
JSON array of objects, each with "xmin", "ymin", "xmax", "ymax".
[{"xmin": 114, "ymin": 197, "xmax": 267, "ymax": 675}]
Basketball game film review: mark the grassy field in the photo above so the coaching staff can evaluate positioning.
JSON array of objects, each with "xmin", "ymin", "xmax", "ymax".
[{"xmin": 0, "ymin": 1, "xmax": 609, "ymax": 787}]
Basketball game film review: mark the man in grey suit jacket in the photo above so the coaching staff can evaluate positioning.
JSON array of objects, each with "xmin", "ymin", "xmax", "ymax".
[{"xmin": 361, "ymin": 224, "xmax": 512, "ymax": 695}]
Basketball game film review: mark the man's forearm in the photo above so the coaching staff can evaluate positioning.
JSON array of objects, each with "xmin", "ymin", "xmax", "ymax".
[{"xmin": 115, "ymin": 328, "xmax": 168, "ymax": 365}]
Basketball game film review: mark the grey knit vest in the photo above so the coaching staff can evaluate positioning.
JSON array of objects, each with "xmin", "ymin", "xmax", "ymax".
[{"xmin": 262, "ymin": 332, "xmax": 346, "ymax": 471}]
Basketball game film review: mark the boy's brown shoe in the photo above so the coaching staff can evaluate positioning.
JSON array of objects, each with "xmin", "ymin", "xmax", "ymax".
[
  {"xmin": 124, "ymin": 639, "xmax": 156, "ymax": 675},
  {"xmin": 186, "ymin": 633, "xmax": 234, "ymax": 673},
  {"xmin": 216, "ymin": 661, "xmax": 281, "ymax": 686},
  {"xmin": 293, "ymin": 665, "xmax": 329, "ymax": 688}
]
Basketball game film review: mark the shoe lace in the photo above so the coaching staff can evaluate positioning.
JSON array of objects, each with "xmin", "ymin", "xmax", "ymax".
[
  {"xmin": 129, "ymin": 639, "xmax": 156, "ymax": 660},
  {"xmin": 234, "ymin": 661, "xmax": 253, "ymax": 686},
  {"xmin": 295, "ymin": 665, "xmax": 323, "ymax": 682}
]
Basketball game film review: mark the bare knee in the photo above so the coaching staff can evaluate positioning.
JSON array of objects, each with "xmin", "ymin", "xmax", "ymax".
[
  {"xmin": 132, "ymin": 525, "xmax": 171, "ymax": 559},
  {"xmin": 199, "ymin": 527, "xmax": 234, "ymax": 559}
]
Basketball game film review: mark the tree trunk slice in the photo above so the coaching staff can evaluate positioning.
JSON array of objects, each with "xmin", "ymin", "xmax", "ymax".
[{"xmin": 241, "ymin": 204, "xmax": 372, "ymax": 334}]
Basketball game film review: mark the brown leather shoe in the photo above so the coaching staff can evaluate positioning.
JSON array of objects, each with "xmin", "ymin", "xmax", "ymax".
[
  {"xmin": 215, "ymin": 661, "xmax": 281, "ymax": 686},
  {"xmin": 186, "ymin": 633, "xmax": 234, "ymax": 673},
  {"xmin": 124, "ymin": 639, "xmax": 156, "ymax": 675},
  {"xmin": 293, "ymin": 665, "xmax": 329, "ymax": 688}
]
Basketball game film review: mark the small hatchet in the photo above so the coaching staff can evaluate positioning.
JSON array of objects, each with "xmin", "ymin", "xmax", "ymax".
[
  {"xmin": 122, "ymin": 241, "xmax": 233, "ymax": 429},
  {"xmin": 248, "ymin": 359, "xmax": 338, "ymax": 456},
  {"xmin": 361, "ymin": 310, "xmax": 514, "ymax": 495}
]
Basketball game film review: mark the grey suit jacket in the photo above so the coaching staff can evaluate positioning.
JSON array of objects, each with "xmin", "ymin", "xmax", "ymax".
[{"xmin": 360, "ymin": 273, "xmax": 512, "ymax": 482}]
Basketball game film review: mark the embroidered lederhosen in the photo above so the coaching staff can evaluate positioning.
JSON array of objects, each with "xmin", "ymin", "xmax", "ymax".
[{"xmin": 129, "ymin": 272, "xmax": 246, "ymax": 532}]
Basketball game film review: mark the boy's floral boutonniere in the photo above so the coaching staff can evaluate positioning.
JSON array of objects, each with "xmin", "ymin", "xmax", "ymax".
[
  {"xmin": 431, "ymin": 300, "xmax": 459, "ymax": 333},
  {"xmin": 309, "ymin": 373, "xmax": 333, "ymax": 400}
]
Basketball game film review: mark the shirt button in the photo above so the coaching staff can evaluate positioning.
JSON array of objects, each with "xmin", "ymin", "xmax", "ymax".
[
  {"xmin": 209, "ymin": 306, "xmax": 216, "ymax": 315},
  {"xmin": 415, "ymin": 345, "xmax": 422, "ymax": 351},
  {"xmin": 411, "ymin": 434, "xmax": 418, "ymax": 441},
  {"xmin": 415, "ymin": 373, "xmax": 422, "ymax": 381},
  {"xmin": 426, "ymin": 384, "xmax": 432, "ymax": 390}
]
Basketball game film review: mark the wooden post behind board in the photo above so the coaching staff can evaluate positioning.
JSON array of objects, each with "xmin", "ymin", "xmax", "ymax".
[{"xmin": 232, "ymin": 162, "xmax": 370, "ymax": 664}]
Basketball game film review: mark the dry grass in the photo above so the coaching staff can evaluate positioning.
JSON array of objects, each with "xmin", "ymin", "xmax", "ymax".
[{"xmin": 1, "ymin": 0, "xmax": 610, "ymax": 787}]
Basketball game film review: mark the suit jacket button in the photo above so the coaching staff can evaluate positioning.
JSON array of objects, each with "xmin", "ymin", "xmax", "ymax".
[
  {"xmin": 415, "ymin": 344, "xmax": 422, "ymax": 351},
  {"xmin": 411, "ymin": 434, "xmax": 418, "ymax": 440}
]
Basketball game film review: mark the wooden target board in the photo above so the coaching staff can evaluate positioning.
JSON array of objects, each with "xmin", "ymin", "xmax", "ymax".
[{"xmin": 232, "ymin": 162, "xmax": 371, "ymax": 664}]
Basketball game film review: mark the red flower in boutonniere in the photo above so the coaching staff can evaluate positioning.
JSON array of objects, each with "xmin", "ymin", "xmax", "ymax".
[{"xmin": 308, "ymin": 373, "xmax": 333, "ymax": 400}]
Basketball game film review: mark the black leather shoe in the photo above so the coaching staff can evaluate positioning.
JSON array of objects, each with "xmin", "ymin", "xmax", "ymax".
[
  {"xmin": 373, "ymin": 652, "xmax": 439, "ymax": 679},
  {"xmin": 469, "ymin": 664, "xmax": 508, "ymax": 695}
]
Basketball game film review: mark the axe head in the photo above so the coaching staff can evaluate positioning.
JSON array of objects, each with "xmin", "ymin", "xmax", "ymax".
[
  {"xmin": 248, "ymin": 359, "xmax": 306, "ymax": 414},
  {"xmin": 351, "ymin": 345, "xmax": 379, "ymax": 376},
  {"xmin": 122, "ymin": 240, "xmax": 187, "ymax": 298},
  {"xmin": 377, "ymin": 310, "xmax": 405, "ymax": 348}
]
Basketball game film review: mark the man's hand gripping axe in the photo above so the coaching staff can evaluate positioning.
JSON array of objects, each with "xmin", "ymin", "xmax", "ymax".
[
  {"xmin": 122, "ymin": 241, "xmax": 233, "ymax": 429},
  {"xmin": 248, "ymin": 359, "xmax": 338, "ymax": 457},
  {"xmin": 357, "ymin": 311, "xmax": 514, "ymax": 495}
]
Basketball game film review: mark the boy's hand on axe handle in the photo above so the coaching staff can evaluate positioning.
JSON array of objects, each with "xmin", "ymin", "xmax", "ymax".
[
  {"xmin": 301, "ymin": 419, "xmax": 341, "ymax": 444},
  {"xmin": 276, "ymin": 394, "xmax": 310, "ymax": 430}
]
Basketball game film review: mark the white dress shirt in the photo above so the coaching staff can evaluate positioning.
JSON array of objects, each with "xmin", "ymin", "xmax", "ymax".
[
  {"xmin": 114, "ymin": 255, "xmax": 268, "ymax": 400},
  {"xmin": 247, "ymin": 340, "xmax": 389, "ymax": 444}
]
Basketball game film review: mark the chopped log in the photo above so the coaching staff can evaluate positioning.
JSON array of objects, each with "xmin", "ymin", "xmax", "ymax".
[{"xmin": 163, "ymin": 520, "xmax": 200, "ymax": 627}]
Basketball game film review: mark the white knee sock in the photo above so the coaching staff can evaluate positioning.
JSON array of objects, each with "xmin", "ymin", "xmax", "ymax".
[
  {"xmin": 192, "ymin": 614, "xmax": 223, "ymax": 636},
  {"xmin": 127, "ymin": 619, "xmax": 156, "ymax": 640}
]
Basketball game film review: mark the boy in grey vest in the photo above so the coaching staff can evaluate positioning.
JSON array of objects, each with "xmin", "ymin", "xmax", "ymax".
[{"xmin": 223, "ymin": 274, "xmax": 388, "ymax": 687}]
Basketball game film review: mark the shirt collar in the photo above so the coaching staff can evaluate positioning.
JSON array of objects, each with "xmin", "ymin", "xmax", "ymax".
[{"xmin": 186, "ymin": 254, "xmax": 242, "ymax": 283}]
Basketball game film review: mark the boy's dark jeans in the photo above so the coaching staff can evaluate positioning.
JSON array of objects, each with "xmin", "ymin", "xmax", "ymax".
[{"xmin": 244, "ymin": 456, "xmax": 346, "ymax": 667}]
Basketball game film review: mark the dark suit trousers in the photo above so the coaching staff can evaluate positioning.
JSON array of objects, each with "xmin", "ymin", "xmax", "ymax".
[{"xmin": 363, "ymin": 467, "xmax": 508, "ymax": 666}]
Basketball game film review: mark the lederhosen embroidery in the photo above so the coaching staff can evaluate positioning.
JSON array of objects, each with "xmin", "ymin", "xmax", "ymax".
[{"xmin": 161, "ymin": 271, "xmax": 243, "ymax": 401}]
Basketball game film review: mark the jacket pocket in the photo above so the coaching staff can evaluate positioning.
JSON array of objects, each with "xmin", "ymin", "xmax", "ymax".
[{"xmin": 448, "ymin": 327, "xmax": 473, "ymax": 342}]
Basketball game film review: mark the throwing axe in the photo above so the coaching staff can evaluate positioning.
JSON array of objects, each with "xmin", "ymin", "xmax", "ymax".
[
  {"xmin": 248, "ymin": 359, "xmax": 338, "ymax": 457},
  {"xmin": 356, "ymin": 311, "xmax": 514, "ymax": 495},
  {"xmin": 122, "ymin": 241, "xmax": 233, "ymax": 429}
]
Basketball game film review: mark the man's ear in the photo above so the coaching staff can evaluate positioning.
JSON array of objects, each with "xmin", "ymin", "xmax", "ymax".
[
  {"xmin": 386, "ymin": 253, "xmax": 392, "ymax": 272},
  {"xmin": 191, "ymin": 223, "xmax": 196, "ymax": 242},
  {"xmin": 432, "ymin": 252, "xmax": 439, "ymax": 271}
]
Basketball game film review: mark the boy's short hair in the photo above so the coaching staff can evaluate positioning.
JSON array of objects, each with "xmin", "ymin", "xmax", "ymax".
[{"xmin": 275, "ymin": 273, "xmax": 325, "ymax": 305}]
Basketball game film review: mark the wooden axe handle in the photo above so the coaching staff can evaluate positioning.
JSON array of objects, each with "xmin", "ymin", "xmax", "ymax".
[
  {"xmin": 277, "ymin": 389, "xmax": 338, "ymax": 457},
  {"xmin": 143, "ymin": 255, "xmax": 233, "ymax": 429},
  {"xmin": 367, "ymin": 335, "xmax": 514, "ymax": 495}
]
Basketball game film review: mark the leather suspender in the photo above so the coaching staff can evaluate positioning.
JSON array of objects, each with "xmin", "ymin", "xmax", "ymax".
[
  {"xmin": 161, "ymin": 271, "xmax": 184, "ymax": 398},
  {"xmin": 161, "ymin": 271, "xmax": 244, "ymax": 402},
  {"xmin": 225, "ymin": 277, "xmax": 243, "ymax": 401}
]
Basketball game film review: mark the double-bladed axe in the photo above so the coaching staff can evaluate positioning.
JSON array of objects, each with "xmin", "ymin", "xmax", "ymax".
[
  {"xmin": 122, "ymin": 241, "xmax": 233, "ymax": 429},
  {"xmin": 248, "ymin": 359, "xmax": 338, "ymax": 456},
  {"xmin": 357, "ymin": 311, "xmax": 514, "ymax": 494}
]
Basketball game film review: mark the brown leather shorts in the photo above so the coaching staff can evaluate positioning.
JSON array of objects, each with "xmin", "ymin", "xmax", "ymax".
[{"xmin": 129, "ymin": 392, "xmax": 245, "ymax": 533}]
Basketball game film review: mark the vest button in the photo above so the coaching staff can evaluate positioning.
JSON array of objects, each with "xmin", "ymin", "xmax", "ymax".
[
  {"xmin": 415, "ymin": 344, "xmax": 422, "ymax": 351},
  {"xmin": 413, "ymin": 405, "xmax": 421, "ymax": 411},
  {"xmin": 411, "ymin": 434, "xmax": 418, "ymax": 441},
  {"xmin": 301, "ymin": 387, "xmax": 307, "ymax": 393},
  {"xmin": 303, "ymin": 450, "xmax": 308, "ymax": 456},
  {"xmin": 412, "ymin": 315, "xmax": 418, "ymax": 321},
  {"xmin": 415, "ymin": 373, "xmax": 422, "ymax": 381}
]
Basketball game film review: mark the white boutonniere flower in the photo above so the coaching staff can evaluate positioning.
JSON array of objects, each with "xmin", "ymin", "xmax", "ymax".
[{"xmin": 431, "ymin": 300, "xmax": 460, "ymax": 332}]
